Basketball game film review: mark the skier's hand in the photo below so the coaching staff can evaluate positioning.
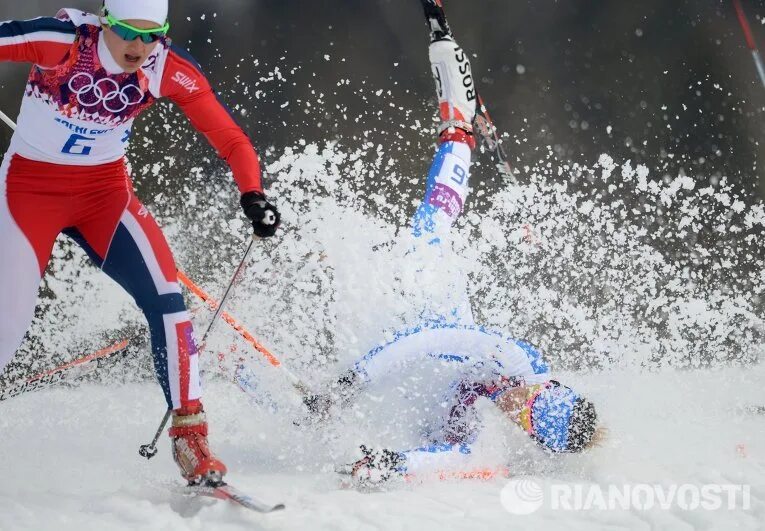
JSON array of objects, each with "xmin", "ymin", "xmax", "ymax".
[{"xmin": 240, "ymin": 191, "xmax": 280, "ymax": 238}]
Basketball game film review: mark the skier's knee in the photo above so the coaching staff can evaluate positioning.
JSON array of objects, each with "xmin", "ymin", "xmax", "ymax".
[{"xmin": 136, "ymin": 292, "xmax": 188, "ymax": 321}]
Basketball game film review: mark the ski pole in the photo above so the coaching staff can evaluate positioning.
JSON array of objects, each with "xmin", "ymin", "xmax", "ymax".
[
  {"xmin": 0, "ymin": 109, "xmax": 16, "ymax": 131},
  {"xmin": 733, "ymin": 0, "xmax": 765, "ymax": 89},
  {"xmin": 0, "ymin": 340, "xmax": 130, "ymax": 403},
  {"xmin": 177, "ymin": 270, "xmax": 282, "ymax": 367},
  {"xmin": 138, "ymin": 409, "xmax": 171, "ymax": 459},
  {"xmin": 139, "ymin": 235, "xmax": 259, "ymax": 459},
  {"xmin": 200, "ymin": 235, "xmax": 258, "ymax": 345},
  {"xmin": 179, "ymin": 270, "xmax": 312, "ymax": 394}
]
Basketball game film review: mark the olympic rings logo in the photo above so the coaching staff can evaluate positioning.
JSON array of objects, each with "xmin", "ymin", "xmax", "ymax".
[{"xmin": 68, "ymin": 73, "xmax": 144, "ymax": 113}]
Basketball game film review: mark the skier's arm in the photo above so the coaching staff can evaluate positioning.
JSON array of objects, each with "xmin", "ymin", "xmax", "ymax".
[
  {"xmin": 397, "ymin": 443, "xmax": 475, "ymax": 477},
  {"xmin": 161, "ymin": 45, "xmax": 262, "ymax": 194},
  {"xmin": 0, "ymin": 18, "xmax": 75, "ymax": 66}
]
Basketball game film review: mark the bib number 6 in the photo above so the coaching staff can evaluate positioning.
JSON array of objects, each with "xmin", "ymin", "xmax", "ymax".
[{"xmin": 62, "ymin": 133, "xmax": 95, "ymax": 156}]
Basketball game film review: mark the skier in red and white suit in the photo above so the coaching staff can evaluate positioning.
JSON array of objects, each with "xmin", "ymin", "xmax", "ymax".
[{"xmin": 0, "ymin": 0, "xmax": 280, "ymax": 485}]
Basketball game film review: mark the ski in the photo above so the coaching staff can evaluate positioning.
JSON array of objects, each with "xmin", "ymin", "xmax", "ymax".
[
  {"xmin": 405, "ymin": 466, "xmax": 511, "ymax": 483},
  {"xmin": 0, "ymin": 340, "xmax": 130, "ymax": 402},
  {"xmin": 184, "ymin": 481, "xmax": 286, "ymax": 513},
  {"xmin": 336, "ymin": 462, "xmax": 511, "ymax": 490},
  {"xmin": 419, "ymin": 0, "xmax": 515, "ymax": 181}
]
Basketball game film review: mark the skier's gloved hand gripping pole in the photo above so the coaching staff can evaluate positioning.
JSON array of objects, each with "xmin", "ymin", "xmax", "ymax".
[
  {"xmin": 419, "ymin": 0, "xmax": 515, "ymax": 181},
  {"xmin": 139, "ymin": 192, "xmax": 306, "ymax": 459},
  {"xmin": 140, "ymin": 194, "xmax": 311, "ymax": 458}
]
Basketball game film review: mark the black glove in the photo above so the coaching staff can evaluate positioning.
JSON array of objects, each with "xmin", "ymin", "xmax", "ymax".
[{"xmin": 240, "ymin": 191, "xmax": 280, "ymax": 238}]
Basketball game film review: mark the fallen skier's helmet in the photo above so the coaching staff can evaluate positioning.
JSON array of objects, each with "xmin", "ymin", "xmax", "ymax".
[{"xmin": 519, "ymin": 381, "xmax": 598, "ymax": 452}]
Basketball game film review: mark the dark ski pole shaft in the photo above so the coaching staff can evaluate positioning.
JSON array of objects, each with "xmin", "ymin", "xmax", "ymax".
[
  {"xmin": 139, "ymin": 235, "xmax": 259, "ymax": 459},
  {"xmin": 733, "ymin": 0, "xmax": 765, "ymax": 89},
  {"xmin": 138, "ymin": 409, "xmax": 172, "ymax": 459},
  {"xmin": 419, "ymin": 0, "xmax": 515, "ymax": 180},
  {"xmin": 201, "ymin": 236, "xmax": 258, "ymax": 345}
]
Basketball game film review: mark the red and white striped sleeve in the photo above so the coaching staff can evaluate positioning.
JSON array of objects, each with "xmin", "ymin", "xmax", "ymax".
[
  {"xmin": 0, "ymin": 17, "xmax": 75, "ymax": 68},
  {"xmin": 159, "ymin": 44, "xmax": 263, "ymax": 195}
]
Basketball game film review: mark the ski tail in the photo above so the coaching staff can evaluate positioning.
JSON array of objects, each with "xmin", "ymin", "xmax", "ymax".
[{"xmin": 420, "ymin": 0, "xmax": 452, "ymax": 42}]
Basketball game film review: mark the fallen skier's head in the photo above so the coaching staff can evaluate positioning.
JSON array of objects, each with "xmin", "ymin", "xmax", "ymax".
[{"xmin": 518, "ymin": 380, "xmax": 599, "ymax": 453}]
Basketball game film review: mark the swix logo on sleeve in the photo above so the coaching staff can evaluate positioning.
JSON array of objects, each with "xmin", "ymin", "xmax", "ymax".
[{"xmin": 172, "ymin": 71, "xmax": 200, "ymax": 93}]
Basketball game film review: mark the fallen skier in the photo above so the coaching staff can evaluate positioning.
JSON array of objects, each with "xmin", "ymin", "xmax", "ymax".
[{"xmin": 240, "ymin": 5, "xmax": 603, "ymax": 488}]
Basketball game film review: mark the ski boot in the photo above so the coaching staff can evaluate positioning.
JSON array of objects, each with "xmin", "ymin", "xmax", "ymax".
[
  {"xmin": 169, "ymin": 403, "xmax": 228, "ymax": 486},
  {"xmin": 429, "ymin": 34, "xmax": 477, "ymax": 148},
  {"xmin": 337, "ymin": 445, "xmax": 406, "ymax": 489}
]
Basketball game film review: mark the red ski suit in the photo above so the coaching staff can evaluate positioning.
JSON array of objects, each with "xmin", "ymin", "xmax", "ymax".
[{"xmin": 0, "ymin": 9, "xmax": 262, "ymax": 409}]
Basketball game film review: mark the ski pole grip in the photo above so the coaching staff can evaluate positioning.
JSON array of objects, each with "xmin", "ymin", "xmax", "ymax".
[
  {"xmin": 262, "ymin": 210, "xmax": 277, "ymax": 225},
  {"xmin": 139, "ymin": 444, "xmax": 158, "ymax": 459}
]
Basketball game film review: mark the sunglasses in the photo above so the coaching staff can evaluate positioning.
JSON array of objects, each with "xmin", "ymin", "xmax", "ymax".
[
  {"xmin": 104, "ymin": 13, "xmax": 170, "ymax": 43},
  {"xmin": 517, "ymin": 381, "xmax": 568, "ymax": 436}
]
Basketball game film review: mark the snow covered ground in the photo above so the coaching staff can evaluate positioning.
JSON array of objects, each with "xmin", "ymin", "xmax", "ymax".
[
  {"xmin": 1, "ymin": 363, "xmax": 763, "ymax": 530},
  {"xmin": 1, "ymin": 142, "xmax": 763, "ymax": 531}
]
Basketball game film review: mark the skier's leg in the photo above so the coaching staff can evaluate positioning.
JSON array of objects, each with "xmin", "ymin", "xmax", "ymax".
[
  {"xmin": 410, "ymin": 141, "xmax": 473, "ymax": 241},
  {"xmin": 411, "ymin": 38, "xmax": 477, "ymax": 241},
  {"xmin": 68, "ymin": 191, "xmax": 200, "ymax": 411},
  {"xmin": 409, "ymin": 37, "xmax": 478, "ymax": 324},
  {"xmin": 71, "ymin": 181, "xmax": 226, "ymax": 482},
  {"xmin": 0, "ymin": 153, "xmax": 63, "ymax": 370}
]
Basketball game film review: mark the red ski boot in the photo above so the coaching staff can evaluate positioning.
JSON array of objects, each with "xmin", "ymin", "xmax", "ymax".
[{"xmin": 169, "ymin": 403, "xmax": 228, "ymax": 485}]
